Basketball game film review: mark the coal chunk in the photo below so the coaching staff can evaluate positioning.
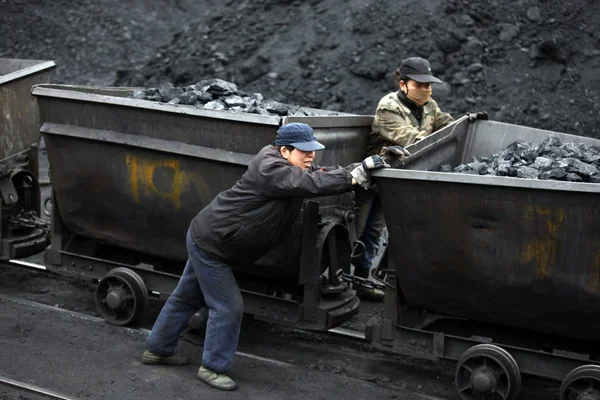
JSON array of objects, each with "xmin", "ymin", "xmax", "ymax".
[
  {"xmin": 158, "ymin": 82, "xmax": 183, "ymax": 102},
  {"xmin": 516, "ymin": 166, "xmax": 539, "ymax": 179},
  {"xmin": 441, "ymin": 134, "xmax": 600, "ymax": 184},
  {"xmin": 566, "ymin": 172, "xmax": 583, "ymax": 182},
  {"xmin": 223, "ymin": 95, "xmax": 247, "ymax": 108},
  {"xmin": 129, "ymin": 78, "xmax": 340, "ymax": 117},
  {"xmin": 565, "ymin": 158, "xmax": 599, "ymax": 177},
  {"xmin": 590, "ymin": 174, "xmax": 600, "ymax": 183},
  {"xmin": 263, "ymin": 100, "xmax": 293, "ymax": 116},
  {"xmin": 539, "ymin": 168, "xmax": 568, "ymax": 180},
  {"xmin": 178, "ymin": 91, "xmax": 198, "ymax": 105},
  {"xmin": 204, "ymin": 100, "xmax": 226, "ymax": 111},
  {"xmin": 195, "ymin": 78, "xmax": 239, "ymax": 96},
  {"xmin": 532, "ymin": 157, "xmax": 553, "ymax": 170}
]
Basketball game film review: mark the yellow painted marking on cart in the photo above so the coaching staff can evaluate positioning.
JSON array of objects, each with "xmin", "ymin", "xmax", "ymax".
[
  {"xmin": 521, "ymin": 206, "xmax": 564, "ymax": 279},
  {"xmin": 125, "ymin": 154, "xmax": 183, "ymax": 210}
]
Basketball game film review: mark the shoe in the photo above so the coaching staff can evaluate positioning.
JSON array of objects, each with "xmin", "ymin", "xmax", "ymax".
[
  {"xmin": 197, "ymin": 366, "xmax": 237, "ymax": 391},
  {"xmin": 141, "ymin": 349, "xmax": 189, "ymax": 366},
  {"xmin": 355, "ymin": 285, "xmax": 385, "ymax": 302}
]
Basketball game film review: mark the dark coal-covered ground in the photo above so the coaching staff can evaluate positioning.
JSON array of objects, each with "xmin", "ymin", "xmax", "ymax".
[{"xmin": 2, "ymin": 0, "xmax": 600, "ymax": 138}]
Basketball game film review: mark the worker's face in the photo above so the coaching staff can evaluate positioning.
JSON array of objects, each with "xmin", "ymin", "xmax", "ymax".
[
  {"xmin": 400, "ymin": 80, "xmax": 432, "ymax": 106},
  {"xmin": 281, "ymin": 147, "xmax": 315, "ymax": 170},
  {"xmin": 400, "ymin": 79, "xmax": 432, "ymax": 93}
]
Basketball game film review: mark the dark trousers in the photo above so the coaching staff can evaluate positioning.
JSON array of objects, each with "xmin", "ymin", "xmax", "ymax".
[
  {"xmin": 146, "ymin": 229, "xmax": 244, "ymax": 373},
  {"xmin": 353, "ymin": 187, "xmax": 386, "ymax": 278}
]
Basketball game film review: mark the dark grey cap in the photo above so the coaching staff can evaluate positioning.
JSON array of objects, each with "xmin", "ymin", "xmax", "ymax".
[{"xmin": 399, "ymin": 57, "xmax": 443, "ymax": 84}]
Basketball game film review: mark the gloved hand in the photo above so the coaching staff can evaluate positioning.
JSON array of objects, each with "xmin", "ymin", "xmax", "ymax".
[
  {"xmin": 380, "ymin": 145, "xmax": 411, "ymax": 166},
  {"xmin": 467, "ymin": 111, "xmax": 489, "ymax": 121},
  {"xmin": 351, "ymin": 155, "xmax": 389, "ymax": 189}
]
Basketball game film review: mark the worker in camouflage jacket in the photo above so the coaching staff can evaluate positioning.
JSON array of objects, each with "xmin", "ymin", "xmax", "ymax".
[
  {"xmin": 366, "ymin": 57, "xmax": 455, "ymax": 155},
  {"xmin": 353, "ymin": 57, "xmax": 454, "ymax": 301}
]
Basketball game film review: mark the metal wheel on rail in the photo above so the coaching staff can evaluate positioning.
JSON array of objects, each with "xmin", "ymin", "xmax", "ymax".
[
  {"xmin": 454, "ymin": 344, "xmax": 521, "ymax": 400},
  {"xmin": 560, "ymin": 365, "xmax": 600, "ymax": 400},
  {"xmin": 95, "ymin": 267, "xmax": 148, "ymax": 326}
]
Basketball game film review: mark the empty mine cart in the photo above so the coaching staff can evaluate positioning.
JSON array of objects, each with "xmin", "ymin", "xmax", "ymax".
[
  {"xmin": 30, "ymin": 83, "xmax": 373, "ymax": 331},
  {"xmin": 0, "ymin": 58, "xmax": 55, "ymax": 260},
  {"xmin": 367, "ymin": 115, "xmax": 600, "ymax": 399}
]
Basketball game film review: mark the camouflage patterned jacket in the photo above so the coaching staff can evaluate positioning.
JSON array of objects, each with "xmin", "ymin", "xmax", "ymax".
[{"xmin": 366, "ymin": 91, "xmax": 454, "ymax": 156}]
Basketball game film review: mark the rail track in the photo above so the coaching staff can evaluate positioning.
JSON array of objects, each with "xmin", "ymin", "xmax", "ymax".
[
  {"xmin": 0, "ymin": 375, "xmax": 79, "ymax": 400},
  {"xmin": 1, "ymin": 260, "xmax": 453, "ymax": 400},
  {"xmin": 0, "ymin": 290, "xmax": 446, "ymax": 400},
  {"xmin": 6, "ymin": 259, "xmax": 367, "ymax": 341}
]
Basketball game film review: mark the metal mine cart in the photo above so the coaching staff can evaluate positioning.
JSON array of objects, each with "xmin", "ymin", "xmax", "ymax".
[
  {"xmin": 0, "ymin": 58, "xmax": 55, "ymax": 260},
  {"xmin": 368, "ymin": 115, "xmax": 600, "ymax": 400},
  {"xmin": 31, "ymin": 84, "xmax": 371, "ymax": 332}
]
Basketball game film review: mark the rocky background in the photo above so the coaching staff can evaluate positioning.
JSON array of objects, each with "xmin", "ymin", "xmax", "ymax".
[{"xmin": 2, "ymin": 0, "xmax": 599, "ymax": 137}]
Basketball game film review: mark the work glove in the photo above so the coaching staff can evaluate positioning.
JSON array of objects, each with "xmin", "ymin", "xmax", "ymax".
[
  {"xmin": 351, "ymin": 155, "xmax": 389, "ymax": 189},
  {"xmin": 467, "ymin": 111, "xmax": 489, "ymax": 121},
  {"xmin": 380, "ymin": 145, "xmax": 411, "ymax": 166}
]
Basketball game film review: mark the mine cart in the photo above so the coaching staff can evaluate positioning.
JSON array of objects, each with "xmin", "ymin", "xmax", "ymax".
[
  {"xmin": 31, "ymin": 84, "xmax": 370, "ymax": 331},
  {"xmin": 0, "ymin": 58, "xmax": 55, "ymax": 260},
  {"xmin": 368, "ymin": 115, "xmax": 600, "ymax": 399}
]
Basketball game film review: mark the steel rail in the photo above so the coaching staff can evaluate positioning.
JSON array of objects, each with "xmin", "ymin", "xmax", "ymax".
[
  {"xmin": 0, "ymin": 291, "xmax": 293, "ymax": 367},
  {"xmin": 0, "ymin": 291, "xmax": 446, "ymax": 400},
  {"xmin": 6, "ymin": 259, "xmax": 368, "ymax": 342},
  {"xmin": 0, "ymin": 375, "xmax": 80, "ymax": 400}
]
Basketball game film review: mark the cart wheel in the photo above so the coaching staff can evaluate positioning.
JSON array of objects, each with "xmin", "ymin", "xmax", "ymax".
[
  {"xmin": 43, "ymin": 197, "xmax": 53, "ymax": 217},
  {"xmin": 95, "ymin": 267, "xmax": 148, "ymax": 326},
  {"xmin": 559, "ymin": 365, "xmax": 600, "ymax": 400},
  {"xmin": 455, "ymin": 344, "xmax": 521, "ymax": 400}
]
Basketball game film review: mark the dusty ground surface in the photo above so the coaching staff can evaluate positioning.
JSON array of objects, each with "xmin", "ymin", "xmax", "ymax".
[
  {"xmin": 0, "ymin": 262, "xmax": 561, "ymax": 399},
  {"xmin": 2, "ymin": 0, "xmax": 599, "ymax": 137},
  {"xmin": 0, "ymin": 294, "xmax": 446, "ymax": 400}
]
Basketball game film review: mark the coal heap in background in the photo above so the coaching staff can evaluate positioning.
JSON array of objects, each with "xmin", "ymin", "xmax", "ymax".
[
  {"xmin": 136, "ymin": 78, "xmax": 341, "ymax": 117},
  {"xmin": 441, "ymin": 134, "xmax": 600, "ymax": 183},
  {"xmin": 2, "ymin": 0, "xmax": 600, "ymax": 137}
]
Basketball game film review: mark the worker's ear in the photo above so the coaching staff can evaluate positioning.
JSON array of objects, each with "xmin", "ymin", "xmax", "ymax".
[
  {"xmin": 399, "ymin": 80, "xmax": 407, "ymax": 93},
  {"xmin": 280, "ymin": 147, "xmax": 290, "ymax": 160}
]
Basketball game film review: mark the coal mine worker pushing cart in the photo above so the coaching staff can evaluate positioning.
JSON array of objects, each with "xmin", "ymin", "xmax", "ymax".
[{"xmin": 140, "ymin": 122, "xmax": 389, "ymax": 390}]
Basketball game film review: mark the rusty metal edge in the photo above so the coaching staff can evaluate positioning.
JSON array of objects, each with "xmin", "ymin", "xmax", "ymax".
[
  {"xmin": 30, "ymin": 84, "xmax": 374, "ymax": 128},
  {"xmin": 373, "ymin": 168, "xmax": 600, "ymax": 193},
  {"xmin": 0, "ymin": 60, "xmax": 56, "ymax": 85},
  {"xmin": 40, "ymin": 122, "xmax": 254, "ymax": 166},
  {"xmin": 31, "ymin": 84, "xmax": 283, "ymax": 125}
]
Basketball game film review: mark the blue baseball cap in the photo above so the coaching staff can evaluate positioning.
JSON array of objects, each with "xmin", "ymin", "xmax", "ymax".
[{"xmin": 275, "ymin": 123, "xmax": 325, "ymax": 151}]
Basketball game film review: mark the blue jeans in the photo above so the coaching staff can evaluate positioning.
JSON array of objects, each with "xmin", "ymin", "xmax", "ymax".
[
  {"xmin": 146, "ymin": 229, "xmax": 244, "ymax": 373},
  {"xmin": 353, "ymin": 188, "xmax": 387, "ymax": 278}
]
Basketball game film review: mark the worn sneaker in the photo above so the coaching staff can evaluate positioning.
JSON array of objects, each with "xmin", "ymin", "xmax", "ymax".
[
  {"xmin": 197, "ymin": 366, "xmax": 237, "ymax": 391},
  {"xmin": 355, "ymin": 285, "xmax": 385, "ymax": 302},
  {"xmin": 141, "ymin": 349, "xmax": 189, "ymax": 366}
]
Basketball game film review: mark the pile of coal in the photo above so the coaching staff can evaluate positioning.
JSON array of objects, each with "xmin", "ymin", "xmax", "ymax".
[
  {"xmin": 131, "ymin": 78, "xmax": 340, "ymax": 117},
  {"xmin": 440, "ymin": 134, "xmax": 600, "ymax": 183}
]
